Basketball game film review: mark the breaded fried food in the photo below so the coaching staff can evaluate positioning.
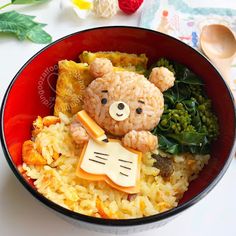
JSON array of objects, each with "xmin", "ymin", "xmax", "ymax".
[
  {"xmin": 54, "ymin": 60, "xmax": 93, "ymax": 117},
  {"xmin": 79, "ymin": 51, "xmax": 148, "ymax": 74}
]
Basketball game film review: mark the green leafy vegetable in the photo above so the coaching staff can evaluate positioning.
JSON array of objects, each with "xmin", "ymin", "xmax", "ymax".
[
  {"xmin": 174, "ymin": 63, "xmax": 203, "ymax": 85},
  {"xmin": 158, "ymin": 135, "xmax": 180, "ymax": 154},
  {"xmin": 0, "ymin": 3, "xmax": 12, "ymax": 10},
  {"xmin": 0, "ymin": 11, "xmax": 52, "ymax": 43},
  {"xmin": 0, "ymin": 0, "xmax": 49, "ymax": 10},
  {"xmin": 151, "ymin": 58, "xmax": 219, "ymax": 155},
  {"xmin": 167, "ymin": 132, "xmax": 207, "ymax": 146},
  {"xmin": 11, "ymin": 0, "xmax": 49, "ymax": 4}
]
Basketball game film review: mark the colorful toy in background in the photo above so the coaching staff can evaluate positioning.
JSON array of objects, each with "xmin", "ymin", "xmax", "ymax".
[{"xmin": 60, "ymin": 0, "xmax": 144, "ymax": 19}]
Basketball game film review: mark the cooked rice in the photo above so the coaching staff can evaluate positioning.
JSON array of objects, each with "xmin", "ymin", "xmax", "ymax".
[
  {"xmin": 84, "ymin": 71, "xmax": 164, "ymax": 136},
  {"xmin": 22, "ymin": 115, "xmax": 209, "ymax": 219}
]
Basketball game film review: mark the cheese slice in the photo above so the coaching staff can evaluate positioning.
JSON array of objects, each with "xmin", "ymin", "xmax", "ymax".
[
  {"xmin": 76, "ymin": 139, "xmax": 142, "ymax": 194},
  {"xmin": 76, "ymin": 110, "xmax": 105, "ymax": 140}
]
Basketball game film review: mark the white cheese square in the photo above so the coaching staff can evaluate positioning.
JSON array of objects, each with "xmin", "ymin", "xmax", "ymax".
[{"xmin": 80, "ymin": 139, "xmax": 139, "ymax": 187}]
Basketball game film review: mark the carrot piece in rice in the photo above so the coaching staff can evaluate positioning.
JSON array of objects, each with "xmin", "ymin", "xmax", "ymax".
[{"xmin": 22, "ymin": 140, "xmax": 46, "ymax": 165}]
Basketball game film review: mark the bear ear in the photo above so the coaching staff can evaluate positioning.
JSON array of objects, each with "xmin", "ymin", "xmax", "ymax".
[
  {"xmin": 89, "ymin": 58, "xmax": 113, "ymax": 78},
  {"xmin": 149, "ymin": 67, "xmax": 175, "ymax": 92}
]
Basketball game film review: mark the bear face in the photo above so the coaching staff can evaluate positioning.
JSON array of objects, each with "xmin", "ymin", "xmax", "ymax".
[{"xmin": 83, "ymin": 71, "xmax": 164, "ymax": 136}]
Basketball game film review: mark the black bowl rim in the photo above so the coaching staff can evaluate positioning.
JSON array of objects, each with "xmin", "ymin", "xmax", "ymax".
[{"xmin": 1, "ymin": 26, "xmax": 236, "ymax": 227}]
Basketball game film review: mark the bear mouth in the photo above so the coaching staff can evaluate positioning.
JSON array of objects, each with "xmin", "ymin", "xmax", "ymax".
[{"xmin": 116, "ymin": 113, "xmax": 123, "ymax": 117}]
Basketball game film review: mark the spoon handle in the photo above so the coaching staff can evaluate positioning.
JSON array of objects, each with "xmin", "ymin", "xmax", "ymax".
[
  {"xmin": 211, "ymin": 57, "xmax": 236, "ymax": 101},
  {"xmin": 210, "ymin": 57, "xmax": 233, "ymax": 86}
]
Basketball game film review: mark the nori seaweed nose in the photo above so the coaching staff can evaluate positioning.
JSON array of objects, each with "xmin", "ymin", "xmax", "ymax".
[{"xmin": 118, "ymin": 103, "xmax": 125, "ymax": 110}]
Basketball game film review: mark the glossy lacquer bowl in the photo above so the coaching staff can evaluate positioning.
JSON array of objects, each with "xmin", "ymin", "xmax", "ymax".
[{"xmin": 1, "ymin": 27, "xmax": 236, "ymax": 234}]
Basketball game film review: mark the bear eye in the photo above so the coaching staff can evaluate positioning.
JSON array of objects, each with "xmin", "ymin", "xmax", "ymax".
[
  {"xmin": 101, "ymin": 98, "xmax": 107, "ymax": 105},
  {"xmin": 136, "ymin": 107, "xmax": 142, "ymax": 114}
]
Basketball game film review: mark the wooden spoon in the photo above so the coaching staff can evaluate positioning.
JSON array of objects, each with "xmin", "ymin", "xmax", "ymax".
[{"xmin": 200, "ymin": 24, "xmax": 236, "ymax": 85}]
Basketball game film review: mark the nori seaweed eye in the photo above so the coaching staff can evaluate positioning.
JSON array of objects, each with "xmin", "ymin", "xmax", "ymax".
[
  {"xmin": 101, "ymin": 98, "xmax": 107, "ymax": 105},
  {"xmin": 136, "ymin": 107, "xmax": 142, "ymax": 114}
]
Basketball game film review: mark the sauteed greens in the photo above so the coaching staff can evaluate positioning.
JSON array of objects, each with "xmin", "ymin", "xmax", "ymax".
[{"xmin": 150, "ymin": 59, "xmax": 219, "ymax": 155}]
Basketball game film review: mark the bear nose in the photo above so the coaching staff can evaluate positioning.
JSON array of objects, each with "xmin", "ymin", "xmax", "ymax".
[{"xmin": 118, "ymin": 103, "xmax": 125, "ymax": 110}]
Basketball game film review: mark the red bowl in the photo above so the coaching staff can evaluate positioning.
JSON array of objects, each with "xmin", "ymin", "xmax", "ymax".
[{"xmin": 1, "ymin": 26, "xmax": 236, "ymax": 233}]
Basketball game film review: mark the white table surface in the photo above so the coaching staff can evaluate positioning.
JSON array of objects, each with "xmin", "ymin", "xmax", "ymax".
[{"xmin": 0, "ymin": 1, "xmax": 236, "ymax": 235}]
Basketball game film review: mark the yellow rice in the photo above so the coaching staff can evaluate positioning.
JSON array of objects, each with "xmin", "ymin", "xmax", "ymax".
[{"xmin": 22, "ymin": 114, "xmax": 209, "ymax": 219}]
